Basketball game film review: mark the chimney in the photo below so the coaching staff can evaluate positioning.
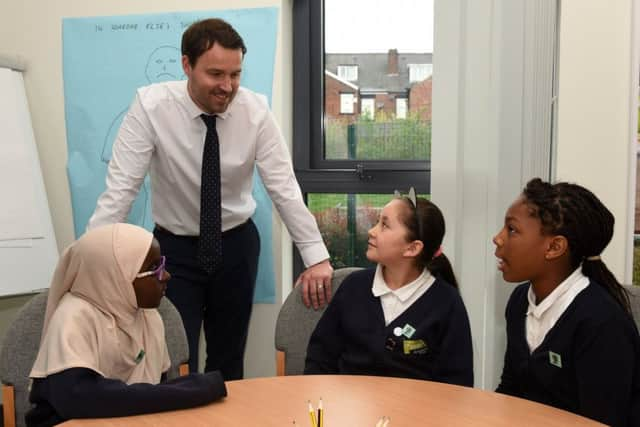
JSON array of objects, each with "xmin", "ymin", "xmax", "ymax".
[{"xmin": 387, "ymin": 49, "xmax": 399, "ymax": 75}]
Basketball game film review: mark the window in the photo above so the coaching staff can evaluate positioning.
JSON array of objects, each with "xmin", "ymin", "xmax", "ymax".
[
  {"xmin": 307, "ymin": 193, "xmax": 388, "ymax": 269},
  {"xmin": 337, "ymin": 65, "xmax": 358, "ymax": 81},
  {"xmin": 340, "ymin": 93, "xmax": 356, "ymax": 114},
  {"xmin": 293, "ymin": 0, "xmax": 433, "ymax": 271},
  {"xmin": 409, "ymin": 63, "xmax": 433, "ymax": 83},
  {"xmin": 361, "ymin": 98, "xmax": 375, "ymax": 119},
  {"xmin": 395, "ymin": 98, "xmax": 408, "ymax": 119}
]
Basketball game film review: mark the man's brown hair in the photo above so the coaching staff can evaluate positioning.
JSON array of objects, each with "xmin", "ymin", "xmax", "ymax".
[{"xmin": 182, "ymin": 18, "xmax": 247, "ymax": 66}]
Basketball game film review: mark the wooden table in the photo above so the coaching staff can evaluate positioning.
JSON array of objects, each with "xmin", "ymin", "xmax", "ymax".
[{"xmin": 60, "ymin": 375, "xmax": 604, "ymax": 426}]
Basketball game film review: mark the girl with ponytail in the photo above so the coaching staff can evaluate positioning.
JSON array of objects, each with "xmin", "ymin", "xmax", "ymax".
[
  {"xmin": 304, "ymin": 189, "xmax": 473, "ymax": 386},
  {"xmin": 494, "ymin": 178, "xmax": 640, "ymax": 427}
]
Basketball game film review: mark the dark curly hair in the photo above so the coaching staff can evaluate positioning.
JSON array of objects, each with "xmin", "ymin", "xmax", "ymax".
[
  {"xmin": 182, "ymin": 18, "xmax": 247, "ymax": 67},
  {"xmin": 522, "ymin": 178, "xmax": 630, "ymax": 315},
  {"xmin": 397, "ymin": 197, "xmax": 459, "ymax": 289}
]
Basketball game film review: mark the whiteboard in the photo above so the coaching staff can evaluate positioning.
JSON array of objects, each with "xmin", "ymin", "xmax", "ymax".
[{"xmin": 0, "ymin": 57, "xmax": 58, "ymax": 296}]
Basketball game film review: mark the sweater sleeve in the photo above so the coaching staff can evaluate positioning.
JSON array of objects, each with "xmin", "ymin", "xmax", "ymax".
[
  {"xmin": 574, "ymin": 317, "xmax": 636, "ymax": 427},
  {"xmin": 432, "ymin": 293, "xmax": 474, "ymax": 387},
  {"xmin": 28, "ymin": 367, "xmax": 226, "ymax": 422},
  {"xmin": 304, "ymin": 286, "xmax": 346, "ymax": 374}
]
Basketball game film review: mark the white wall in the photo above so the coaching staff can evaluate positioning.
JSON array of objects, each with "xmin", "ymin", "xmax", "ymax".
[
  {"xmin": 0, "ymin": 0, "xmax": 293, "ymax": 379},
  {"xmin": 555, "ymin": 0, "xmax": 637, "ymax": 283},
  {"xmin": 433, "ymin": 0, "xmax": 551, "ymax": 390}
]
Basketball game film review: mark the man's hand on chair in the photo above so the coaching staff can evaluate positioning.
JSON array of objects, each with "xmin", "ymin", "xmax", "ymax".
[{"xmin": 296, "ymin": 259, "xmax": 333, "ymax": 310}]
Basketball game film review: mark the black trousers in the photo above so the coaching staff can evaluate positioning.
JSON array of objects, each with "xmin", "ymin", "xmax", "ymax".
[{"xmin": 154, "ymin": 219, "xmax": 260, "ymax": 380}]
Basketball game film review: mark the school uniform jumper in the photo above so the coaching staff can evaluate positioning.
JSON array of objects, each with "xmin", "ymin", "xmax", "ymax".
[
  {"xmin": 496, "ymin": 281, "xmax": 640, "ymax": 427},
  {"xmin": 26, "ymin": 368, "xmax": 226, "ymax": 427},
  {"xmin": 304, "ymin": 268, "xmax": 474, "ymax": 386}
]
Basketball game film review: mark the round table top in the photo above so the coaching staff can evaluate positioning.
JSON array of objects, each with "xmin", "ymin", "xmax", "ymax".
[{"xmin": 60, "ymin": 374, "xmax": 605, "ymax": 426}]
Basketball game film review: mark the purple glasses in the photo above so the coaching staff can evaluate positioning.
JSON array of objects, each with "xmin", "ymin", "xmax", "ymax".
[{"xmin": 135, "ymin": 256, "xmax": 166, "ymax": 280}]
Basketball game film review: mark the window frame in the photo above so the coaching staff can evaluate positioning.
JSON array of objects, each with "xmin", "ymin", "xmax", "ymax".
[
  {"xmin": 339, "ymin": 92, "xmax": 356, "ymax": 114},
  {"xmin": 395, "ymin": 97, "xmax": 408, "ymax": 119},
  {"xmin": 337, "ymin": 64, "xmax": 358, "ymax": 81},
  {"xmin": 361, "ymin": 97, "xmax": 375, "ymax": 119},
  {"xmin": 292, "ymin": 0, "xmax": 430, "ymax": 195},
  {"xmin": 408, "ymin": 63, "xmax": 433, "ymax": 83}
]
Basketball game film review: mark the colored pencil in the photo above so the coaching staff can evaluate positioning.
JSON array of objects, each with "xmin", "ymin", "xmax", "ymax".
[{"xmin": 308, "ymin": 401, "xmax": 317, "ymax": 427}]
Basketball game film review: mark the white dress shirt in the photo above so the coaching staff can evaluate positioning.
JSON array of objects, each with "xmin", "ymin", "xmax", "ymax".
[
  {"xmin": 525, "ymin": 266, "xmax": 590, "ymax": 353},
  {"xmin": 88, "ymin": 80, "xmax": 329, "ymax": 267},
  {"xmin": 371, "ymin": 264, "xmax": 435, "ymax": 325}
]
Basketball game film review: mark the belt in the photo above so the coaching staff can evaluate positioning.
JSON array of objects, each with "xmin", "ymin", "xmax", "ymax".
[{"xmin": 154, "ymin": 220, "xmax": 251, "ymax": 238}]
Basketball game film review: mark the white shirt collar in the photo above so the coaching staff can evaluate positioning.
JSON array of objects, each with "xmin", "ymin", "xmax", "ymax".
[
  {"xmin": 181, "ymin": 81, "xmax": 245, "ymax": 121},
  {"xmin": 371, "ymin": 264, "xmax": 432, "ymax": 302},
  {"xmin": 524, "ymin": 266, "xmax": 590, "ymax": 353},
  {"xmin": 526, "ymin": 266, "xmax": 587, "ymax": 319}
]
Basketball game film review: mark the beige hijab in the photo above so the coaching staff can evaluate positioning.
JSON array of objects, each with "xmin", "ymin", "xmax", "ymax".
[{"xmin": 30, "ymin": 223, "xmax": 170, "ymax": 384}]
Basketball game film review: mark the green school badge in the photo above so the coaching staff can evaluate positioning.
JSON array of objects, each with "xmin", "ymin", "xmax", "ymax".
[
  {"xmin": 401, "ymin": 323, "xmax": 416, "ymax": 338},
  {"xmin": 548, "ymin": 351, "xmax": 562, "ymax": 368},
  {"xmin": 403, "ymin": 339, "xmax": 428, "ymax": 355},
  {"xmin": 135, "ymin": 349, "xmax": 145, "ymax": 364}
]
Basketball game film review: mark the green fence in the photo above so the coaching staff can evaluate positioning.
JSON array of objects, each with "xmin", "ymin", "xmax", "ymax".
[{"xmin": 325, "ymin": 117, "xmax": 431, "ymax": 160}]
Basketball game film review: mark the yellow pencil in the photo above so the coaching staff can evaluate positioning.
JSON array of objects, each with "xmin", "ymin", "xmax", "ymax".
[
  {"xmin": 382, "ymin": 416, "xmax": 391, "ymax": 427},
  {"xmin": 375, "ymin": 416, "xmax": 385, "ymax": 427},
  {"xmin": 308, "ymin": 401, "xmax": 317, "ymax": 427},
  {"xmin": 318, "ymin": 398, "xmax": 323, "ymax": 427}
]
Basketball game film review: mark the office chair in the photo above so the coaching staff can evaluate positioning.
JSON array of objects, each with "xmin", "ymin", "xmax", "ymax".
[
  {"xmin": 0, "ymin": 293, "xmax": 188, "ymax": 427},
  {"xmin": 157, "ymin": 297, "xmax": 190, "ymax": 378},
  {"xmin": 274, "ymin": 267, "xmax": 362, "ymax": 376},
  {"xmin": 0, "ymin": 292, "xmax": 46, "ymax": 427}
]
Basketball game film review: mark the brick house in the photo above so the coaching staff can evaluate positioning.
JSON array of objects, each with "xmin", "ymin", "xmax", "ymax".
[
  {"xmin": 324, "ymin": 70, "xmax": 359, "ymax": 121},
  {"xmin": 324, "ymin": 49, "xmax": 433, "ymax": 122}
]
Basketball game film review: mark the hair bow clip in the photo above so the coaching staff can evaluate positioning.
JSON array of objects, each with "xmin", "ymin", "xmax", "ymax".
[
  {"xmin": 394, "ymin": 187, "xmax": 417, "ymax": 208},
  {"xmin": 407, "ymin": 187, "xmax": 417, "ymax": 208}
]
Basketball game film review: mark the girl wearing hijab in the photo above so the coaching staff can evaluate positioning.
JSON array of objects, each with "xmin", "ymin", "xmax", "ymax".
[{"xmin": 26, "ymin": 223, "xmax": 226, "ymax": 427}]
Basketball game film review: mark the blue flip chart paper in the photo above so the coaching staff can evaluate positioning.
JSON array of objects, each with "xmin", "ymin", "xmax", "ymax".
[{"xmin": 63, "ymin": 8, "xmax": 278, "ymax": 303}]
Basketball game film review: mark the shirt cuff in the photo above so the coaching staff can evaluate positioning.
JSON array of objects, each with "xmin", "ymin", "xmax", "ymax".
[{"xmin": 298, "ymin": 243, "xmax": 330, "ymax": 268}]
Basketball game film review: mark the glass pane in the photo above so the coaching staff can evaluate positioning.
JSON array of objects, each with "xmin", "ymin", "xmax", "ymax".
[
  {"xmin": 309, "ymin": 193, "xmax": 388, "ymax": 268},
  {"xmin": 324, "ymin": 0, "xmax": 434, "ymax": 161},
  {"xmin": 309, "ymin": 192, "xmax": 428, "ymax": 269}
]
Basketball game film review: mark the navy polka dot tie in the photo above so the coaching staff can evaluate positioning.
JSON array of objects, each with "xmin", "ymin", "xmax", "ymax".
[{"xmin": 198, "ymin": 114, "xmax": 222, "ymax": 274}]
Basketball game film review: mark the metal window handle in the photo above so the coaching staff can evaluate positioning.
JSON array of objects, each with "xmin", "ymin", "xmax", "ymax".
[{"xmin": 356, "ymin": 164, "xmax": 372, "ymax": 181}]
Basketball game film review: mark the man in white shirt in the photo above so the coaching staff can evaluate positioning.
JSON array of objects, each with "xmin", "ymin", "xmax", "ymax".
[{"xmin": 88, "ymin": 18, "xmax": 332, "ymax": 379}]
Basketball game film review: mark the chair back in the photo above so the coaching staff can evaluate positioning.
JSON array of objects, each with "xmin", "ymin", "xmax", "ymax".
[
  {"xmin": 275, "ymin": 267, "xmax": 362, "ymax": 375},
  {"xmin": 157, "ymin": 297, "xmax": 190, "ymax": 378},
  {"xmin": 623, "ymin": 284, "xmax": 640, "ymax": 331},
  {"xmin": 0, "ymin": 292, "xmax": 48, "ymax": 427}
]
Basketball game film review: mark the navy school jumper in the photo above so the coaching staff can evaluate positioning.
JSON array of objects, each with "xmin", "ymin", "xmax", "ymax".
[
  {"xmin": 496, "ymin": 281, "xmax": 640, "ymax": 427},
  {"xmin": 304, "ymin": 268, "xmax": 473, "ymax": 387},
  {"xmin": 26, "ymin": 368, "xmax": 226, "ymax": 427}
]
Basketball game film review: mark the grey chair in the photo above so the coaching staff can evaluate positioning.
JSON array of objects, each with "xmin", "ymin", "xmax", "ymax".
[
  {"xmin": 0, "ymin": 293, "xmax": 189, "ymax": 427},
  {"xmin": 0, "ymin": 292, "xmax": 47, "ymax": 427},
  {"xmin": 623, "ymin": 284, "xmax": 640, "ymax": 330},
  {"xmin": 157, "ymin": 297, "xmax": 190, "ymax": 379},
  {"xmin": 275, "ymin": 267, "xmax": 362, "ymax": 376}
]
